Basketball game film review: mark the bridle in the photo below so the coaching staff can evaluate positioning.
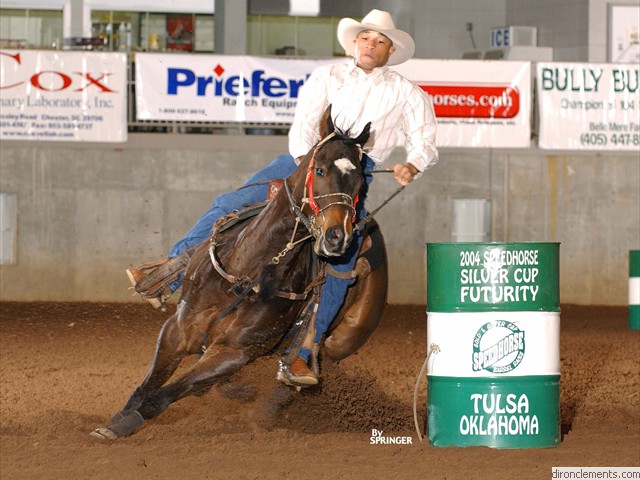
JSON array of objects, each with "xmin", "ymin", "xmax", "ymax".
[{"xmin": 286, "ymin": 131, "xmax": 363, "ymax": 240}]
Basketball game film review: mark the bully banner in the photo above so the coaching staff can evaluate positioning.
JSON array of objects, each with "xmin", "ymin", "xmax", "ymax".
[{"xmin": 536, "ymin": 62, "xmax": 639, "ymax": 151}]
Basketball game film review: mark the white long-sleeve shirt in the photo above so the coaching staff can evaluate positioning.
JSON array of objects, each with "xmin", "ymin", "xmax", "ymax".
[{"xmin": 288, "ymin": 59, "xmax": 439, "ymax": 175}]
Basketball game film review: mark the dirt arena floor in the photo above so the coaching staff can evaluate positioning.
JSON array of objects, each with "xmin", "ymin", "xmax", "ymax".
[{"xmin": 0, "ymin": 302, "xmax": 638, "ymax": 480}]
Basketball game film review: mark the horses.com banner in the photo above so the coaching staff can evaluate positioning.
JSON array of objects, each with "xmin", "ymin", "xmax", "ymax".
[
  {"xmin": 395, "ymin": 59, "xmax": 531, "ymax": 148},
  {"xmin": 537, "ymin": 62, "xmax": 639, "ymax": 150},
  {"xmin": 135, "ymin": 53, "xmax": 337, "ymax": 123},
  {"xmin": 0, "ymin": 50, "xmax": 127, "ymax": 142}
]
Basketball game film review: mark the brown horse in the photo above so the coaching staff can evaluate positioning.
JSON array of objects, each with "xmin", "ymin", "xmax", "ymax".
[{"xmin": 91, "ymin": 107, "xmax": 388, "ymax": 439}]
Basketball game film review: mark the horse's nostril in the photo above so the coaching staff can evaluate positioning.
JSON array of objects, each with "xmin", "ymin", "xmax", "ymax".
[{"xmin": 326, "ymin": 226, "xmax": 344, "ymax": 245}]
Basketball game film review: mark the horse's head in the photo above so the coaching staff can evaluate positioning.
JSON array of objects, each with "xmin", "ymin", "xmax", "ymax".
[{"xmin": 290, "ymin": 106, "xmax": 371, "ymax": 257}]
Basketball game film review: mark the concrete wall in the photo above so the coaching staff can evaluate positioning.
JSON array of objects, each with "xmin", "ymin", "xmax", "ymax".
[{"xmin": 1, "ymin": 134, "xmax": 638, "ymax": 306}]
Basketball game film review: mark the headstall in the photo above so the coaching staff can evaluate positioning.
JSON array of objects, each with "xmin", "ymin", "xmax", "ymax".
[{"xmin": 295, "ymin": 131, "xmax": 362, "ymax": 234}]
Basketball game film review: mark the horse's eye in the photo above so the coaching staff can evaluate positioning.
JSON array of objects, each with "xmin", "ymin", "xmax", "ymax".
[{"xmin": 315, "ymin": 167, "xmax": 324, "ymax": 177}]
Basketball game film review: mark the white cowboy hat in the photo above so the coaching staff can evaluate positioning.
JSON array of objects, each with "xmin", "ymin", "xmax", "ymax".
[{"xmin": 337, "ymin": 9, "xmax": 415, "ymax": 66}]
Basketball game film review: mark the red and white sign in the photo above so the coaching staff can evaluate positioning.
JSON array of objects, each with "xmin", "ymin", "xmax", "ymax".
[
  {"xmin": 422, "ymin": 84, "xmax": 520, "ymax": 118},
  {"xmin": 395, "ymin": 59, "xmax": 531, "ymax": 148},
  {"xmin": 0, "ymin": 50, "xmax": 127, "ymax": 142}
]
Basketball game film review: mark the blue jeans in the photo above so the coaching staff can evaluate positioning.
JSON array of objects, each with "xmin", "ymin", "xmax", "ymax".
[{"xmin": 169, "ymin": 153, "xmax": 374, "ymax": 360}]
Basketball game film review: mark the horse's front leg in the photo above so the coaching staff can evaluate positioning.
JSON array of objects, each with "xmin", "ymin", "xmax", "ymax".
[
  {"xmin": 136, "ymin": 344, "xmax": 251, "ymax": 421},
  {"xmin": 91, "ymin": 314, "xmax": 186, "ymax": 439},
  {"xmin": 97, "ymin": 344, "xmax": 250, "ymax": 438}
]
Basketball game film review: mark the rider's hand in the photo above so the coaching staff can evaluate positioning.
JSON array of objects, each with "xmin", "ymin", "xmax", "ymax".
[{"xmin": 393, "ymin": 163, "xmax": 419, "ymax": 186}]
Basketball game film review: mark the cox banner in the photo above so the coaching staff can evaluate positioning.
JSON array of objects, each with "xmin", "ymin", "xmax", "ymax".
[
  {"xmin": 395, "ymin": 59, "xmax": 531, "ymax": 148},
  {"xmin": 0, "ymin": 50, "xmax": 127, "ymax": 142},
  {"xmin": 537, "ymin": 62, "xmax": 639, "ymax": 150},
  {"xmin": 135, "ymin": 53, "xmax": 338, "ymax": 123}
]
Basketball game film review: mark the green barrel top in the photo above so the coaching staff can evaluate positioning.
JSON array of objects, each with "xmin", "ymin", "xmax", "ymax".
[
  {"xmin": 630, "ymin": 250, "xmax": 640, "ymax": 330},
  {"xmin": 427, "ymin": 242, "xmax": 560, "ymax": 313},
  {"xmin": 630, "ymin": 250, "xmax": 640, "ymax": 277}
]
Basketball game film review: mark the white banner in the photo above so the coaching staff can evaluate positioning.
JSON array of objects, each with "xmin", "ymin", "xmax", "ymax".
[
  {"xmin": 537, "ymin": 62, "xmax": 640, "ymax": 150},
  {"xmin": 135, "ymin": 53, "xmax": 339, "ymax": 123},
  {"xmin": 395, "ymin": 59, "xmax": 532, "ymax": 148},
  {"xmin": 136, "ymin": 55, "xmax": 532, "ymax": 148},
  {"xmin": 0, "ymin": 50, "xmax": 127, "ymax": 142}
]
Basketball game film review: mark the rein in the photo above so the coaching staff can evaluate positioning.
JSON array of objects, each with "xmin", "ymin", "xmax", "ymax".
[{"xmin": 354, "ymin": 184, "xmax": 406, "ymax": 231}]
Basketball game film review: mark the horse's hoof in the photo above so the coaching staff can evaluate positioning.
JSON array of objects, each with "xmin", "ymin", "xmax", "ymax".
[
  {"xmin": 107, "ymin": 411, "xmax": 125, "ymax": 428},
  {"xmin": 89, "ymin": 427, "xmax": 119, "ymax": 440},
  {"xmin": 108, "ymin": 410, "xmax": 145, "ymax": 437},
  {"xmin": 92, "ymin": 411, "xmax": 145, "ymax": 439}
]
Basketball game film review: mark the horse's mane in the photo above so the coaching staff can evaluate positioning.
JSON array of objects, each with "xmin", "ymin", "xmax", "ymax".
[
  {"xmin": 257, "ymin": 263, "xmax": 283, "ymax": 300},
  {"xmin": 327, "ymin": 106, "xmax": 370, "ymax": 149},
  {"xmin": 332, "ymin": 128, "xmax": 361, "ymax": 145},
  {"xmin": 257, "ymin": 263, "xmax": 277, "ymax": 300},
  {"xmin": 328, "ymin": 125, "xmax": 371, "ymax": 156}
]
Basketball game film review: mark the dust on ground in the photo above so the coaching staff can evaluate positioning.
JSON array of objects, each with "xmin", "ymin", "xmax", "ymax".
[{"xmin": 0, "ymin": 303, "xmax": 638, "ymax": 479}]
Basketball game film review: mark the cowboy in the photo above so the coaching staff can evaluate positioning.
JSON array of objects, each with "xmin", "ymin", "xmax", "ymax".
[{"xmin": 127, "ymin": 9, "xmax": 438, "ymax": 385}]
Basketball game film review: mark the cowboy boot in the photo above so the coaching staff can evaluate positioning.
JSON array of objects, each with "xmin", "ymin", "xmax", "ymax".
[
  {"xmin": 288, "ymin": 357, "xmax": 319, "ymax": 385},
  {"xmin": 126, "ymin": 249, "xmax": 193, "ymax": 310}
]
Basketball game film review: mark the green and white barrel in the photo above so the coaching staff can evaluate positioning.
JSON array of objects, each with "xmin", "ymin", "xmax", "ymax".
[
  {"xmin": 426, "ymin": 242, "xmax": 560, "ymax": 448},
  {"xmin": 630, "ymin": 250, "xmax": 640, "ymax": 330}
]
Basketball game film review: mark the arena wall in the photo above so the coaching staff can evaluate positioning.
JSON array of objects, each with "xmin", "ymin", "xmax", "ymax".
[{"xmin": 1, "ymin": 134, "xmax": 638, "ymax": 306}]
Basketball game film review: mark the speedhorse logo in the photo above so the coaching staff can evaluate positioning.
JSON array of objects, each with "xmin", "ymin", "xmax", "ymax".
[{"xmin": 472, "ymin": 320, "xmax": 525, "ymax": 373}]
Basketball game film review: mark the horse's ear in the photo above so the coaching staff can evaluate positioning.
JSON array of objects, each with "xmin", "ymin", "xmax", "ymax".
[
  {"xmin": 319, "ymin": 105, "xmax": 334, "ymax": 138},
  {"xmin": 354, "ymin": 121, "xmax": 371, "ymax": 147}
]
